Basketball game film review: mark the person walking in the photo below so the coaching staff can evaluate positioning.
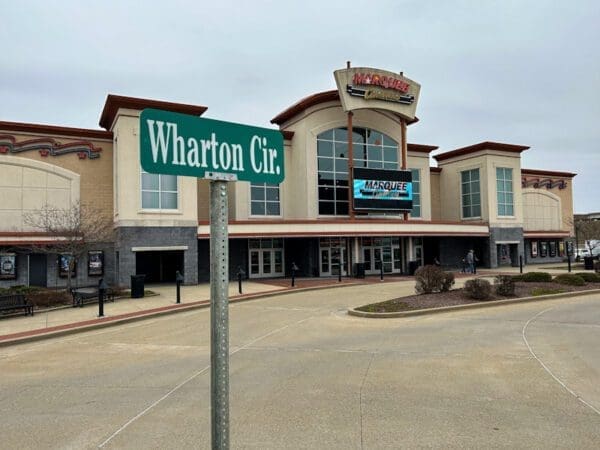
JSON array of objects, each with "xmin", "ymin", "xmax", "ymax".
[{"xmin": 466, "ymin": 249, "xmax": 475, "ymax": 273}]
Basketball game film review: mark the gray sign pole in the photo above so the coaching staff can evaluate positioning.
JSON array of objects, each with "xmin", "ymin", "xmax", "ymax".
[{"xmin": 210, "ymin": 178, "xmax": 230, "ymax": 449}]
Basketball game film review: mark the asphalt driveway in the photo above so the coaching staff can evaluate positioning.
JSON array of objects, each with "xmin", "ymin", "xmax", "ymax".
[{"xmin": 0, "ymin": 283, "xmax": 598, "ymax": 449}]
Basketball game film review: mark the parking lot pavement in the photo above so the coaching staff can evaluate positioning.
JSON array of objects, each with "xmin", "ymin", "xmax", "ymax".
[
  {"xmin": 0, "ymin": 266, "xmax": 579, "ymax": 344},
  {"xmin": 0, "ymin": 283, "xmax": 598, "ymax": 449}
]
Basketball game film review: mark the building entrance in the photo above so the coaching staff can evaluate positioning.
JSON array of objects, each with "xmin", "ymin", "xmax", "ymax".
[
  {"xmin": 319, "ymin": 238, "xmax": 348, "ymax": 276},
  {"xmin": 362, "ymin": 237, "xmax": 401, "ymax": 275},
  {"xmin": 248, "ymin": 239, "xmax": 284, "ymax": 278},
  {"xmin": 136, "ymin": 250, "xmax": 184, "ymax": 283}
]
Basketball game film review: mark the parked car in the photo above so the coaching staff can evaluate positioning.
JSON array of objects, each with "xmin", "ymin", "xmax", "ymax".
[{"xmin": 578, "ymin": 248, "xmax": 591, "ymax": 258}]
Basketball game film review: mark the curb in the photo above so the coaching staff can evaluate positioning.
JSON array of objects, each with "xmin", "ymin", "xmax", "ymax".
[
  {"xmin": 347, "ymin": 288, "xmax": 600, "ymax": 319},
  {"xmin": 0, "ymin": 281, "xmax": 361, "ymax": 347}
]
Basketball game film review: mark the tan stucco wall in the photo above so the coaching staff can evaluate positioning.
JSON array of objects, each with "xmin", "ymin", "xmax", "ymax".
[
  {"xmin": 437, "ymin": 150, "xmax": 523, "ymax": 227},
  {"xmin": 111, "ymin": 110, "xmax": 198, "ymax": 227},
  {"xmin": 522, "ymin": 181, "xmax": 574, "ymax": 234},
  {"xmin": 236, "ymin": 101, "xmax": 430, "ymax": 221},
  {"xmin": 430, "ymin": 171, "xmax": 441, "ymax": 220},
  {"xmin": 0, "ymin": 132, "xmax": 112, "ymax": 231}
]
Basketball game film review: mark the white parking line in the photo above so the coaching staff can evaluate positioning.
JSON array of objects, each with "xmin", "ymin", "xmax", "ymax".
[
  {"xmin": 522, "ymin": 306, "xmax": 600, "ymax": 416},
  {"xmin": 97, "ymin": 315, "xmax": 314, "ymax": 448}
]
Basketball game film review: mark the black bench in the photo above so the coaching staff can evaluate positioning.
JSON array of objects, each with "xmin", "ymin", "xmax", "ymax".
[
  {"xmin": 0, "ymin": 294, "xmax": 34, "ymax": 317},
  {"xmin": 70, "ymin": 286, "xmax": 115, "ymax": 308}
]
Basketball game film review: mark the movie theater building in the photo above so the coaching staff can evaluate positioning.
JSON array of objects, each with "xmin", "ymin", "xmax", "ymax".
[{"xmin": 0, "ymin": 68, "xmax": 576, "ymax": 287}]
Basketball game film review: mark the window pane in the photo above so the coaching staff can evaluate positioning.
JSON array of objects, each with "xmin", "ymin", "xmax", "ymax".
[
  {"xmin": 335, "ymin": 158, "xmax": 348, "ymax": 172},
  {"xmin": 318, "ymin": 172, "xmax": 334, "ymax": 184},
  {"xmin": 461, "ymin": 171, "xmax": 469, "ymax": 183},
  {"xmin": 142, "ymin": 191, "xmax": 159, "ymax": 209},
  {"xmin": 251, "ymin": 186, "xmax": 265, "ymax": 201},
  {"xmin": 411, "ymin": 205, "xmax": 421, "ymax": 217},
  {"xmin": 382, "ymin": 134, "xmax": 397, "ymax": 146},
  {"xmin": 161, "ymin": 192, "xmax": 178, "ymax": 209},
  {"xmin": 506, "ymin": 205, "xmax": 514, "ymax": 216},
  {"xmin": 336, "ymin": 201, "xmax": 349, "ymax": 215},
  {"xmin": 463, "ymin": 206, "xmax": 470, "ymax": 217},
  {"xmin": 317, "ymin": 140, "xmax": 333, "ymax": 157},
  {"xmin": 383, "ymin": 162, "xmax": 397, "ymax": 170},
  {"xmin": 318, "ymin": 129, "xmax": 333, "ymax": 140},
  {"xmin": 265, "ymin": 187, "xmax": 279, "ymax": 201},
  {"xmin": 319, "ymin": 201, "xmax": 335, "ymax": 215},
  {"xmin": 411, "ymin": 169, "xmax": 420, "ymax": 181},
  {"xmin": 462, "ymin": 183, "xmax": 470, "ymax": 195},
  {"xmin": 318, "ymin": 158, "xmax": 333, "ymax": 171},
  {"xmin": 336, "ymin": 187, "xmax": 349, "ymax": 201},
  {"xmin": 367, "ymin": 160, "xmax": 383, "ymax": 169},
  {"xmin": 472, "ymin": 181, "xmax": 480, "ymax": 194},
  {"xmin": 334, "ymin": 142, "xmax": 347, "ymax": 158},
  {"xmin": 160, "ymin": 175, "xmax": 177, "ymax": 192},
  {"xmin": 367, "ymin": 130, "xmax": 382, "ymax": 145},
  {"xmin": 251, "ymin": 201, "xmax": 265, "ymax": 215},
  {"xmin": 473, "ymin": 204, "xmax": 481, "ymax": 217},
  {"xmin": 319, "ymin": 186, "xmax": 335, "ymax": 200},
  {"xmin": 383, "ymin": 147, "xmax": 397, "ymax": 162},
  {"xmin": 472, "ymin": 169, "xmax": 479, "ymax": 181},
  {"xmin": 142, "ymin": 173, "xmax": 159, "ymax": 190},
  {"xmin": 266, "ymin": 202, "xmax": 280, "ymax": 215},
  {"xmin": 367, "ymin": 145, "xmax": 382, "ymax": 161},
  {"xmin": 498, "ymin": 204, "xmax": 505, "ymax": 216},
  {"xmin": 334, "ymin": 128, "xmax": 348, "ymax": 141}
]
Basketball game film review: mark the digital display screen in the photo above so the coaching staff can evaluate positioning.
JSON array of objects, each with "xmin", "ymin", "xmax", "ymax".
[{"xmin": 353, "ymin": 167, "xmax": 413, "ymax": 211}]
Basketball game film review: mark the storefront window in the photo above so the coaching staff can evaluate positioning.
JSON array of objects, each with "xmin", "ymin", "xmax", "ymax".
[
  {"xmin": 317, "ymin": 127, "xmax": 398, "ymax": 216},
  {"xmin": 461, "ymin": 168, "xmax": 481, "ymax": 218},
  {"xmin": 141, "ymin": 170, "xmax": 178, "ymax": 210},
  {"xmin": 250, "ymin": 182, "xmax": 280, "ymax": 216},
  {"xmin": 496, "ymin": 167, "xmax": 514, "ymax": 216}
]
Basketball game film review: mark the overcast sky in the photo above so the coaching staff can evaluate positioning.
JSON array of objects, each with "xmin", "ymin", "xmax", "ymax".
[{"xmin": 1, "ymin": 1, "xmax": 598, "ymax": 212}]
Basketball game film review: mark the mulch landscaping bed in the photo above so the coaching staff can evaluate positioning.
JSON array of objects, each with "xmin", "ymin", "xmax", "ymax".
[{"xmin": 357, "ymin": 281, "xmax": 600, "ymax": 313}]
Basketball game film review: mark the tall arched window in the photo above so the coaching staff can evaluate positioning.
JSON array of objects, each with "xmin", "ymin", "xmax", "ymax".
[{"xmin": 317, "ymin": 127, "xmax": 399, "ymax": 215}]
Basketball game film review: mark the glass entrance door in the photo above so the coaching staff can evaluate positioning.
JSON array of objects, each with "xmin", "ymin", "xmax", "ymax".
[
  {"xmin": 362, "ymin": 237, "xmax": 400, "ymax": 275},
  {"xmin": 319, "ymin": 238, "xmax": 348, "ymax": 277},
  {"xmin": 249, "ymin": 239, "xmax": 284, "ymax": 278}
]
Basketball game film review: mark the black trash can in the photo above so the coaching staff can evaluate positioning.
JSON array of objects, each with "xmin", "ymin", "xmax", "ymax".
[
  {"xmin": 131, "ymin": 274, "xmax": 145, "ymax": 298},
  {"xmin": 354, "ymin": 263, "xmax": 365, "ymax": 278},
  {"xmin": 584, "ymin": 256, "xmax": 594, "ymax": 270},
  {"xmin": 408, "ymin": 260, "xmax": 418, "ymax": 276}
]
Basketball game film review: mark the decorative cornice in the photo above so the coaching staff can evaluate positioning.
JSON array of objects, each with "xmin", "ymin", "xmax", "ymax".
[
  {"xmin": 0, "ymin": 134, "xmax": 102, "ymax": 159},
  {"xmin": 434, "ymin": 141, "xmax": 530, "ymax": 162},
  {"xmin": 270, "ymin": 89, "xmax": 419, "ymax": 126},
  {"xmin": 521, "ymin": 168, "xmax": 576, "ymax": 178},
  {"xmin": 99, "ymin": 94, "xmax": 208, "ymax": 130},
  {"xmin": 407, "ymin": 143, "xmax": 438, "ymax": 153},
  {"xmin": 0, "ymin": 120, "xmax": 112, "ymax": 140}
]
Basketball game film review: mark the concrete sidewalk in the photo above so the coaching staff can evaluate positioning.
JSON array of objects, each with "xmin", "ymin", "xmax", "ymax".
[{"xmin": 0, "ymin": 264, "xmax": 577, "ymax": 345}]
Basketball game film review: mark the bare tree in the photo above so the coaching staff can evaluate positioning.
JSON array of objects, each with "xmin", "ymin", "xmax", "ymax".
[{"xmin": 22, "ymin": 201, "xmax": 113, "ymax": 290}]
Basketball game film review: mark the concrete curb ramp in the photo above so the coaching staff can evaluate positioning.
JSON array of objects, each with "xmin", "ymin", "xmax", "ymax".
[
  {"xmin": 0, "ymin": 282, "xmax": 359, "ymax": 347},
  {"xmin": 348, "ymin": 288, "xmax": 600, "ymax": 318}
]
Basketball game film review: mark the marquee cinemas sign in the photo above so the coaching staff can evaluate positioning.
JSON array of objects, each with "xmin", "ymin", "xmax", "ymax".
[
  {"xmin": 334, "ymin": 67, "xmax": 421, "ymax": 120},
  {"xmin": 353, "ymin": 167, "xmax": 413, "ymax": 211}
]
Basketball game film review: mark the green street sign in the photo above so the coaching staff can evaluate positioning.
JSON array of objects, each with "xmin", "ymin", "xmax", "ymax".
[{"xmin": 140, "ymin": 108, "xmax": 284, "ymax": 183}]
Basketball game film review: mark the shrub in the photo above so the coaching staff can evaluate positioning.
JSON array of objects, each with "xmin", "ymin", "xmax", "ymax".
[
  {"xmin": 553, "ymin": 274, "xmax": 585, "ymax": 286},
  {"xmin": 441, "ymin": 272, "xmax": 455, "ymax": 292},
  {"xmin": 494, "ymin": 275, "xmax": 515, "ymax": 296},
  {"xmin": 464, "ymin": 279, "xmax": 492, "ymax": 300},
  {"xmin": 26, "ymin": 290, "xmax": 71, "ymax": 308},
  {"xmin": 531, "ymin": 288, "xmax": 565, "ymax": 296},
  {"xmin": 414, "ymin": 265, "xmax": 445, "ymax": 294},
  {"xmin": 519, "ymin": 272, "xmax": 553, "ymax": 282},
  {"xmin": 575, "ymin": 272, "xmax": 600, "ymax": 282}
]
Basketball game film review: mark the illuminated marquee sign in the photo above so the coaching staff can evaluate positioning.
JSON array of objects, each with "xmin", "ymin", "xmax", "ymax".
[
  {"xmin": 347, "ymin": 72, "xmax": 415, "ymax": 105},
  {"xmin": 353, "ymin": 167, "xmax": 413, "ymax": 211},
  {"xmin": 334, "ymin": 67, "xmax": 421, "ymax": 120}
]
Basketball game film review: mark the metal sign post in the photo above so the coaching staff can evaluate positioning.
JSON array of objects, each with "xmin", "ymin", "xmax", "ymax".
[
  {"xmin": 139, "ymin": 109, "xmax": 284, "ymax": 450},
  {"xmin": 209, "ymin": 176, "xmax": 231, "ymax": 449}
]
